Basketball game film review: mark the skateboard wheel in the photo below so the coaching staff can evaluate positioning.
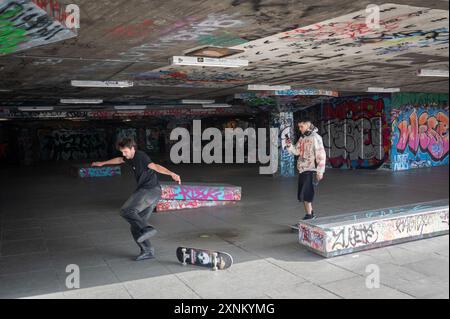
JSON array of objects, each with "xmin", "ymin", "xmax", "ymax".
[
  {"xmin": 212, "ymin": 252, "xmax": 218, "ymax": 271},
  {"xmin": 181, "ymin": 248, "xmax": 188, "ymax": 266}
]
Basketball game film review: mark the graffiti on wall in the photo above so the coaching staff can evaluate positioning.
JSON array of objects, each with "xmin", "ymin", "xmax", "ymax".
[
  {"xmin": 132, "ymin": 69, "xmax": 247, "ymax": 88},
  {"xmin": 320, "ymin": 96, "xmax": 390, "ymax": 169},
  {"xmin": 115, "ymin": 128, "xmax": 137, "ymax": 146},
  {"xmin": 279, "ymin": 112, "xmax": 295, "ymax": 176},
  {"xmin": 7, "ymin": 108, "xmax": 254, "ymax": 120},
  {"xmin": 146, "ymin": 129, "xmax": 160, "ymax": 153},
  {"xmin": 197, "ymin": 31, "xmax": 247, "ymax": 47},
  {"xmin": 0, "ymin": 0, "xmax": 76, "ymax": 55},
  {"xmin": 391, "ymin": 105, "xmax": 449, "ymax": 171},
  {"xmin": 38, "ymin": 129, "xmax": 108, "ymax": 161},
  {"xmin": 119, "ymin": 13, "xmax": 245, "ymax": 60},
  {"xmin": 31, "ymin": 0, "xmax": 69, "ymax": 25}
]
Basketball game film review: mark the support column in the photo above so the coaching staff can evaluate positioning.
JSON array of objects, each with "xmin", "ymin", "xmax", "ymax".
[{"xmin": 270, "ymin": 104, "xmax": 295, "ymax": 177}]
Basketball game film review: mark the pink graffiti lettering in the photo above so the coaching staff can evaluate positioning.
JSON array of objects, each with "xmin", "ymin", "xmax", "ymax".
[{"xmin": 397, "ymin": 111, "xmax": 449, "ymax": 161}]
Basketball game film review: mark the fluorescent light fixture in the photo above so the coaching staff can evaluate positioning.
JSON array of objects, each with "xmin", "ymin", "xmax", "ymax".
[
  {"xmin": 184, "ymin": 46, "xmax": 245, "ymax": 58},
  {"xmin": 181, "ymin": 99, "xmax": 215, "ymax": 104},
  {"xmin": 202, "ymin": 103, "xmax": 231, "ymax": 108},
  {"xmin": 114, "ymin": 105, "xmax": 147, "ymax": 110},
  {"xmin": 170, "ymin": 56, "xmax": 248, "ymax": 68},
  {"xmin": 60, "ymin": 99, "xmax": 103, "ymax": 104},
  {"xmin": 417, "ymin": 69, "xmax": 449, "ymax": 77},
  {"xmin": 248, "ymin": 85, "xmax": 291, "ymax": 91},
  {"xmin": 367, "ymin": 87, "xmax": 401, "ymax": 93},
  {"xmin": 0, "ymin": 118, "xmax": 9, "ymax": 121},
  {"xmin": 71, "ymin": 80, "xmax": 134, "ymax": 88},
  {"xmin": 18, "ymin": 107, "xmax": 54, "ymax": 111},
  {"xmin": 0, "ymin": 89, "xmax": 11, "ymax": 92}
]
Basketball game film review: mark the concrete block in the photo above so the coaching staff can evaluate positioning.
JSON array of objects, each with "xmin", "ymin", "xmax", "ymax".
[{"xmin": 298, "ymin": 199, "xmax": 449, "ymax": 257}]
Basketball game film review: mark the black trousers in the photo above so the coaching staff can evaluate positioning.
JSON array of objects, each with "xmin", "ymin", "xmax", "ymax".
[{"xmin": 120, "ymin": 186, "xmax": 162, "ymax": 251}]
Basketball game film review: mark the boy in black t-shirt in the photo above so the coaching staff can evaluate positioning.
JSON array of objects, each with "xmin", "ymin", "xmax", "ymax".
[{"xmin": 92, "ymin": 138, "xmax": 181, "ymax": 261}]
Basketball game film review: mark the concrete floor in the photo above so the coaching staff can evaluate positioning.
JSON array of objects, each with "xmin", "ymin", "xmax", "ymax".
[{"xmin": 0, "ymin": 163, "xmax": 448, "ymax": 299}]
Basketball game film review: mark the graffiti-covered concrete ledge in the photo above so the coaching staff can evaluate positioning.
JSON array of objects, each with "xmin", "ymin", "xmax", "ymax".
[
  {"xmin": 72, "ymin": 164, "xmax": 121, "ymax": 178},
  {"xmin": 157, "ymin": 182, "xmax": 242, "ymax": 212},
  {"xmin": 298, "ymin": 199, "xmax": 449, "ymax": 258}
]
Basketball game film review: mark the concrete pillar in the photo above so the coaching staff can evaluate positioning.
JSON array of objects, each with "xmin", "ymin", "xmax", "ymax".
[{"xmin": 271, "ymin": 102, "xmax": 295, "ymax": 177}]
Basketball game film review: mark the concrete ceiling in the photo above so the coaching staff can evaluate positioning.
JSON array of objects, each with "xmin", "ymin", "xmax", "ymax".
[{"xmin": 0, "ymin": 0, "xmax": 448, "ymax": 110}]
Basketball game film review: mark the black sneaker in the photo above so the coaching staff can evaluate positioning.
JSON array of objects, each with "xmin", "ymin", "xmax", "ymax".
[
  {"xmin": 135, "ymin": 248, "xmax": 155, "ymax": 261},
  {"xmin": 303, "ymin": 213, "xmax": 316, "ymax": 220},
  {"xmin": 137, "ymin": 226, "xmax": 157, "ymax": 243}
]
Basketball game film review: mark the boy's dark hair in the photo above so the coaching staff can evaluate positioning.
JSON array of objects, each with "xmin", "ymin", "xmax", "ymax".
[
  {"xmin": 299, "ymin": 117, "xmax": 313, "ymax": 124},
  {"xmin": 116, "ymin": 138, "xmax": 137, "ymax": 150}
]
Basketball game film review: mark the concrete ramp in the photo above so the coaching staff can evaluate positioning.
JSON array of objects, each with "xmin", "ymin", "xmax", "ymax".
[{"xmin": 298, "ymin": 199, "xmax": 449, "ymax": 258}]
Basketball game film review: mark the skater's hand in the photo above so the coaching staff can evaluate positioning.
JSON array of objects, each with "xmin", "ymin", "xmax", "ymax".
[
  {"xmin": 91, "ymin": 162, "xmax": 104, "ymax": 167},
  {"xmin": 316, "ymin": 173, "xmax": 324, "ymax": 182},
  {"xmin": 171, "ymin": 173, "xmax": 181, "ymax": 184}
]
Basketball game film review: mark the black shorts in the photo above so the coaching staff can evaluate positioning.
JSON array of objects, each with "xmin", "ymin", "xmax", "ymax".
[{"xmin": 298, "ymin": 171, "xmax": 315, "ymax": 203}]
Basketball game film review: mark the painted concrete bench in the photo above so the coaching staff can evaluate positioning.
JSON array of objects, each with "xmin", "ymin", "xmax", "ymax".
[
  {"xmin": 297, "ymin": 199, "xmax": 449, "ymax": 258},
  {"xmin": 157, "ymin": 182, "xmax": 241, "ymax": 212},
  {"xmin": 156, "ymin": 200, "xmax": 237, "ymax": 212},
  {"xmin": 72, "ymin": 164, "xmax": 121, "ymax": 178}
]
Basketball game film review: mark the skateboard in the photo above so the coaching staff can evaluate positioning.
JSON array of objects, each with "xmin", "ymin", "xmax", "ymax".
[{"xmin": 176, "ymin": 247, "xmax": 233, "ymax": 271}]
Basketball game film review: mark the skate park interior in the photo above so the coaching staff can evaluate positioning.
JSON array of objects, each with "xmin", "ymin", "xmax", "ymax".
[{"xmin": 0, "ymin": 0, "xmax": 449, "ymax": 299}]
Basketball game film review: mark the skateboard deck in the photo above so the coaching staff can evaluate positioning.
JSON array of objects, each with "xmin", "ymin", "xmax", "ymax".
[{"xmin": 176, "ymin": 247, "xmax": 233, "ymax": 270}]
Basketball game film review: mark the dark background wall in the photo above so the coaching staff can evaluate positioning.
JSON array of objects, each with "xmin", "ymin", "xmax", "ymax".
[{"xmin": 0, "ymin": 115, "xmax": 264, "ymax": 166}]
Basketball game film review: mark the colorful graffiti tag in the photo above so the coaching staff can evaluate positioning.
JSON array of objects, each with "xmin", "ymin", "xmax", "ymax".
[
  {"xmin": 6, "ymin": 108, "xmax": 254, "ymax": 120},
  {"xmin": 391, "ymin": 106, "xmax": 449, "ymax": 171},
  {"xmin": 156, "ymin": 200, "xmax": 236, "ymax": 212},
  {"xmin": 38, "ymin": 129, "xmax": 108, "ymax": 161},
  {"xmin": 320, "ymin": 96, "xmax": 390, "ymax": 169},
  {"xmin": 31, "ymin": 0, "xmax": 70, "ymax": 25},
  {"xmin": 161, "ymin": 183, "xmax": 242, "ymax": 201},
  {"xmin": 279, "ymin": 112, "xmax": 295, "ymax": 176},
  {"xmin": 0, "ymin": 0, "xmax": 76, "ymax": 55},
  {"xmin": 75, "ymin": 165, "xmax": 121, "ymax": 178},
  {"xmin": 298, "ymin": 200, "xmax": 449, "ymax": 257},
  {"xmin": 298, "ymin": 225, "xmax": 325, "ymax": 251},
  {"xmin": 119, "ymin": 13, "xmax": 245, "ymax": 60}
]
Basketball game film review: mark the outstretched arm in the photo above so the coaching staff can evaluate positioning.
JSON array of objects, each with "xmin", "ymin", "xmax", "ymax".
[
  {"xmin": 149, "ymin": 163, "xmax": 181, "ymax": 184},
  {"xmin": 92, "ymin": 157, "xmax": 124, "ymax": 166}
]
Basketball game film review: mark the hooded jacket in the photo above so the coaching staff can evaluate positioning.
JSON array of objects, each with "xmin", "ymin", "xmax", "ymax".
[{"xmin": 287, "ymin": 126, "xmax": 327, "ymax": 174}]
